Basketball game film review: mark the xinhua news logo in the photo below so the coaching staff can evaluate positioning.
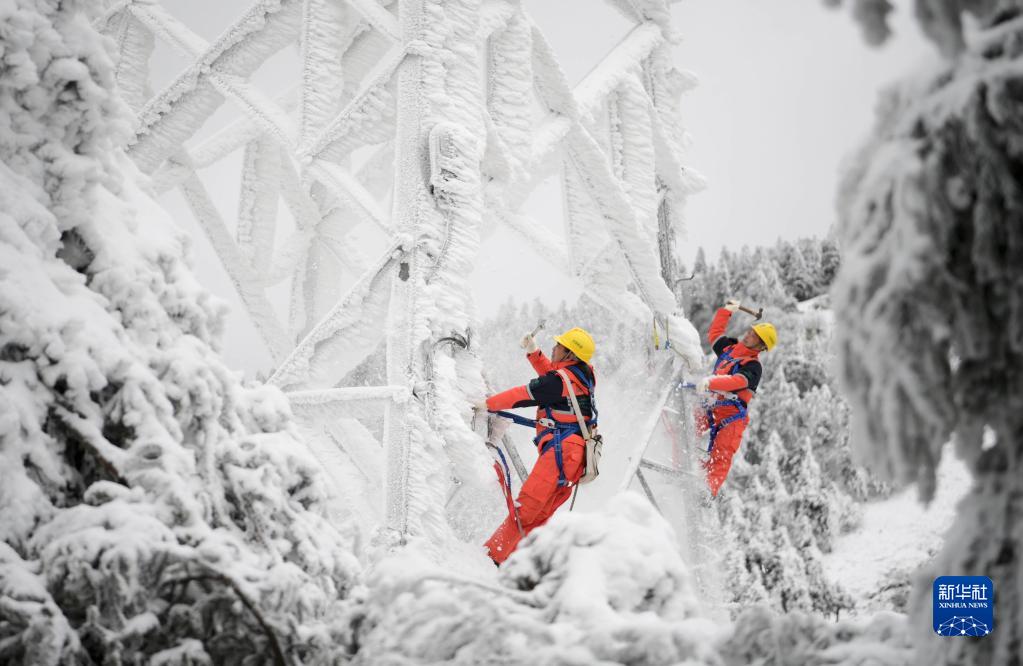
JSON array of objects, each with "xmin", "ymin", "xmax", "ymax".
[{"xmin": 933, "ymin": 576, "xmax": 994, "ymax": 637}]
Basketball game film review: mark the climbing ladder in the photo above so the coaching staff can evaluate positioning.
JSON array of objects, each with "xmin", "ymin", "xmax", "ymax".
[{"xmin": 610, "ymin": 366, "xmax": 724, "ymax": 599}]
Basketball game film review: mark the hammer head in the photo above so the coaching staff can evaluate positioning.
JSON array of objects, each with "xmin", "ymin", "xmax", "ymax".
[{"xmin": 738, "ymin": 304, "xmax": 764, "ymax": 320}]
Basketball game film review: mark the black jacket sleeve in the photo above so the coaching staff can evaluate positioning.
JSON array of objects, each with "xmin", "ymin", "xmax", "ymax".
[
  {"xmin": 712, "ymin": 336, "xmax": 737, "ymax": 356},
  {"xmin": 737, "ymin": 361, "xmax": 763, "ymax": 392},
  {"xmin": 527, "ymin": 374, "xmax": 565, "ymax": 406},
  {"xmin": 526, "ymin": 368, "xmax": 594, "ymax": 417}
]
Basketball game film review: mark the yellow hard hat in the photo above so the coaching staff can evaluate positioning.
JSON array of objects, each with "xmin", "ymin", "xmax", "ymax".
[
  {"xmin": 554, "ymin": 327, "xmax": 595, "ymax": 363},
  {"xmin": 752, "ymin": 322, "xmax": 777, "ymax": 351}
]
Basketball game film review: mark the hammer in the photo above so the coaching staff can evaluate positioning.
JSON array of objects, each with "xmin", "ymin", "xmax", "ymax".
[
  {"xmin": 518, "ymin": 319, "xmax": 546, "ymax": 351},
  {"xmin": 737, "ymin": 304, "xmax": 763, "ymax": 320}
]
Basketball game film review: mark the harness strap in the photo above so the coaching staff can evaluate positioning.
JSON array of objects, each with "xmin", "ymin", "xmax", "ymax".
[
  {"xmin": 714, "ymin": 347, "xmax": 743, "ymax": 375},
  {"xmin": 493, "ymin": 446, "xmax": 513, "ymax": 497},
  {"xmin": 705, "ymin": 398, "xmax": 747, "ymax": 453},
  {"xmin": 491, "ymin": 409, "xmax": 593, "ymax": 433},
  {"xmin": 491, "ymin": 410, "xmax": 538, "ymax": 428},
  {"xmin": 539, "ymin": 429, "xmax": 572, "ymax": 487},
  {"xmin": 554, "ymin": 369, "xmax": 592, "ymax": 439},
  {"xmin": 490, "ymin": 413, "xmax": 585, "ymax": 488},
  {"xmin": 488, "ymin": 443, "xmax": 517, "ymax": 519},
  {"xmin": 564, "ymin": 365, "xmax": 598, "ymax": 423},
  {"xmin": 491, "ymin": 368, "xmax": 595, "ymax": 488}
]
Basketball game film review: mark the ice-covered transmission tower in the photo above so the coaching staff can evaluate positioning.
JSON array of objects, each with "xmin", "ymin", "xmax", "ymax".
[{"xmin": 99, "ymin": 0, "xmax": 701, "ymax": 547}]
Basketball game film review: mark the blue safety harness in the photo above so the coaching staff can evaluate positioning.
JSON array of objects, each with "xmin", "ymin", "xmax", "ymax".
[
  {"xmin": 492, "ymin": 365, "xmax": 597, "ymax": 487},
  {"xmin": 705, "ymin": 347, "xmax": 749, "ymax": 453},
  {"xmin": 493, "ymin": 446, "xmax": 513, "ymax": 494}
]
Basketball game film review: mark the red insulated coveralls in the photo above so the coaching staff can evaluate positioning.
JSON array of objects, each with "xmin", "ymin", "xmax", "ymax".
[
  {"xmin": 700, "ymin": 307, "xmax": 763, "ymax": 496},
  {"xmin": 483, "ymin": 350, "xmax": 596, "ymax": 564}
]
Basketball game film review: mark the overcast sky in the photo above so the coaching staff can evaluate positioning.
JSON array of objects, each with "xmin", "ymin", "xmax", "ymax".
[
  {"xmin": 524, "ymin": 0, "xmax": 934, "ymax": 266},
  {"xmin": 667, "ymin": 0, "xmax": 933, "ymax": 265},
  {"xmin": 155, "ymin": 0, "xmax": 935, "ymax": 371}
]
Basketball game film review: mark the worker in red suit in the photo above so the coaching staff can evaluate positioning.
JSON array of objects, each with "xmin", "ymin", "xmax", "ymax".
[
  {"xmin": 477, "ymin": 327, "xmax": 596, "ymax": 565},
  {"xmin": 696, "ymin": 299, "xmax": 777, "ymax": 497}
]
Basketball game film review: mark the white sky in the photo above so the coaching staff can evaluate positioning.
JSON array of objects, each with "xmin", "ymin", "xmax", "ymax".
[
  {"xmin": 668, "ymin": 0, "xmax": 933, "ymax": 265},
  {"xmin": 152, "ymin": 0, "xmax": 935, "ymax": 372}
]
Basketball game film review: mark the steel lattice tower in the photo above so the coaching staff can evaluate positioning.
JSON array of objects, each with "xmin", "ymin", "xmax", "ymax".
[{"xmin": 99, "ymin": 0, "xmax": 703, "ymax": 549}]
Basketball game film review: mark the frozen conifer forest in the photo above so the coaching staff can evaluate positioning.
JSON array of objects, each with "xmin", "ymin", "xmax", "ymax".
[{"xmin": 0, "ymin": 0, "xmax": 1017, "ymax": 664}]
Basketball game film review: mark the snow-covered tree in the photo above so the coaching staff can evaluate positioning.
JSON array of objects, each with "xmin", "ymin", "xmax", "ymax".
[
  {"xmin": 717, "ymin": 425, "xmax": 854, "ymax": 617},
  {"xmin": 682, "ymin": 240, "xmax": 838, "ymax": 346},
  {"xmin": 708, "ymin": 250, "xmax": 735, "ymax": 311},
  {"xmin": 776, "ymin": 240, "xmax": 817, "ymax": 302},
  {"xmin": 0, "ymin": 2, "xmax": 357, "ymax": 663},
  {"xmin": 833, "ymin": 3, "xmax": 1023, "ymax": 663},
  {"xmin": 802, "ymin": 383, "xmax": 883, "ymax": 505},
  {"xmin": 724, "ymin": 605, "xmax": 912, "ymax": 665},
  {"xmin": 681, "ymin": 248, "xmax": 716, "ymax": 338},
  {"xmin": 819, "ymin": 237, "xmax": 841, "ymax": 288},
  {"xmin": 740, "ymin": 250, "xmax": 797, "ymax": 311}
]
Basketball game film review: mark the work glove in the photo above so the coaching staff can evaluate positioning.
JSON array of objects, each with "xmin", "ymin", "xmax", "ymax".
[
  {"xmin": 519, "ymin": 333, "xmax": 539, "ymax": 354},
  {"xmin": 696, "ymin": 376, "xmax": 714, "ymax": 392},
  {"xmin": 472, "ymin": 399, "xmax": 490, "ymax": 412},
  {"xmin": 724, "ymin": 298, "xmax": 740, "ymax": 313}
]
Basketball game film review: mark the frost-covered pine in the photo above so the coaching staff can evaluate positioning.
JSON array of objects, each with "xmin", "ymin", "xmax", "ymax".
[
  {"xmin": 680, "ymin": 248, "xmax": 716, "ymax": 335},
  {"xmin": 724, "ymin": 605, "xmax": 913, "ymax": 665},
  {"xmin": 834, "ymin": 4, "xmax": 1023, "ymax": 663},
  {"xmin": 739, "ymin": 256, "xmax": 795, "ymax": 312},
  {"xmin": 0, "ymin": 2, "xmax": 356, "ymax": 663},
  {"xmin": 819, "ymin": 237, "xmax": 841, "ymax": 287},
  {"xmin": 776, "ymin": 240, "xmax": 817, "ymax": 302}
]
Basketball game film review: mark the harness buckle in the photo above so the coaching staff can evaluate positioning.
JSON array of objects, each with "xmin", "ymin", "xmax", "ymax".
[{"xmin": 537, "ymin": 417, "xmax": 556, "ymax": 429}]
